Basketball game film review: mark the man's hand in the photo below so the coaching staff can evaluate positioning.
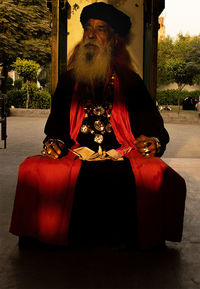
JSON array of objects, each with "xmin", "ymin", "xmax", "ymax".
[
  {"xmin": 134, "ymin": 135, "xmax": 157, "ymax": 157},
  {"xmin": 41, "ymin": 139, "xmax": 66, "ymax": 159}
]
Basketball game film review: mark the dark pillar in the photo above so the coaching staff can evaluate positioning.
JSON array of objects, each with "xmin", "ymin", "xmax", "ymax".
[
  {"xmin": 47, "ymin": 0, "xmax": 70, "ymax": 95},
  {"xmin": 143, "ymin": 0, "xmax": 165, "ymax": 101},
  {"xmin": 58, "ymin": 0, "xmax": 71, "ymax": 77}
]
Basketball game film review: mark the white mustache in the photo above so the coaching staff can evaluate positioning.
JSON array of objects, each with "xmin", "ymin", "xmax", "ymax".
[
  {"xmin": 83, "ymin": 41, "xmax": 101, "ymax": 49},
  {"xmin": 72, "ymin": 39, "xmax": 112, "ymax": 84}
]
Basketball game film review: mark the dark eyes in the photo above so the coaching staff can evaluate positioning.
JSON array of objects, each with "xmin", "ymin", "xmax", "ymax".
[{"xmin": 84, "ymin": 26, "xmax": 107, "ymax": 34}]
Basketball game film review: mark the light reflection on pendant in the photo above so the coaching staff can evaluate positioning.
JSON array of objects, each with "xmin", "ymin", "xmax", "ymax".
[
  {"xmin": 94, "ymin": 120, "xmax": 105, "ymax": 132},
  {"xmin": 93, "ymin": 106, "xmax": 105, "ymax": 116},
  {"xmin": 94, "ymin": 134, "xmax": 103, "ymax": 144},
  {"xmin": 80, "ymin": 124, "xmax": 89, "ymax": 134},
  {"xmin": 105, "ymin": 123, "xmax": 112, "ymax": 133}
]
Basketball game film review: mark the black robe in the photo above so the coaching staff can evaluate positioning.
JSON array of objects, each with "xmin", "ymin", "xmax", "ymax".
[
  {"xmin": 44, "ymin": 68, "xmax": 169, "ymax": 156},
  {"xmin": 44, "ymin": 68, "xmax": 170, "ymax": 246}
]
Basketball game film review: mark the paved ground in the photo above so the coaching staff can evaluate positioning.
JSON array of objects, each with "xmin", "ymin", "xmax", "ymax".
[{"xmin": 0, "ymin": 116, "xmax": 200, "ymax": 289}]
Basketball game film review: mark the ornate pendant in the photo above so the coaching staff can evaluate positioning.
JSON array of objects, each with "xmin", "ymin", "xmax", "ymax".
[
  {"xmin": 105, "ymin": 123, "xmax": 112, "ymax": 133},
  {"xmin": 94, "ymin": 134, "xmax": 104, "ymax": 144},
  {"xmin": 94, "ymin": 120, "xmax": 105, "ymax": 132},
  {"xmin": 93, "ymin": 106, "xmax": 105, "ymax": 116},
  {"xmin": 80, "ymin": 124, "xmax": 89, "ymax": 134}
]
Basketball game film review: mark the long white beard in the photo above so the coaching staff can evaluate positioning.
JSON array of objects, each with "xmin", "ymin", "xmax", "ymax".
[{"xmin": 72, "ymin": 40, "xmax": 112, "ymax": 84}]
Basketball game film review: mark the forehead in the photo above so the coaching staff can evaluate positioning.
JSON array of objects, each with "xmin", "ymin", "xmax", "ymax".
[{"xmin": 84, "ymin": 18, "xmax": 110, "ymax": 28}]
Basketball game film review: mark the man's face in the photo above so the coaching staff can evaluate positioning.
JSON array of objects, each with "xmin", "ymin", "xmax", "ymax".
[
  {"xmin": 73, "ymin": 19, "xmax": 114, "ymax": 84},
  {"xmin": 83, "ymin": 19, "xmax": 112, "ymax": 50}
]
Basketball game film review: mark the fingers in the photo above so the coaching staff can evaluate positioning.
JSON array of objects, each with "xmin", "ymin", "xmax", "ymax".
[
  {"xmin": 134, "ymin": 135, "xmax": 157, "ymax": 157},
  {"xmin": 41, "ymin": 139, "xmax": 64, "ymax": 159}
]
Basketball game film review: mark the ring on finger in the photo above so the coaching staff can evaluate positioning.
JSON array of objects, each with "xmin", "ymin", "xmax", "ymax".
[
  {"xmin": 48, "ymin": 138, "xmax": 54, "ymax": 145},
  {"xmin": 144, "ymin": 147, "xmax": 150, "ymax": 153}
]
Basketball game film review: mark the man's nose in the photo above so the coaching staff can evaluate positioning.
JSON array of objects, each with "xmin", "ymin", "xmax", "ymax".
[{"xmin": 88, "ymin": 29, "xmax": 97, "ymax": 39}]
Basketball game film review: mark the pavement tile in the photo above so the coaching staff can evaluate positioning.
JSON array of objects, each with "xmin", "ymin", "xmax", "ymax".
[{"xmin": 0, "ymin": 116, "xmax": 200, "ymax": 289}]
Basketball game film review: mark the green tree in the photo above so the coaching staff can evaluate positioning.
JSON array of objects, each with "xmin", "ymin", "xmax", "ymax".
[
  {"xmin": 185, "ymin": 37, "xmax": 200, "ymax": 85},
  {"xmin": 157, "ymin": 36, "xmax": 175, "ymax": 86},
  {"xmin": 12, "ymin": 58, "xmax": 40, "ymax": 108},
  {"xmin": 165, "ymin": 59, "xmax": 198, "ymax": 112},
  {"xmin": 0, "ymin": 0, "xmax": 51, "ymax": 92},
  {"xmin": 17, "ymin": 0, "xmax": 51, "ymax": 66},
  {"xmin": 157, "ymin": 34, "xmax": 200, "ymax": 111}
]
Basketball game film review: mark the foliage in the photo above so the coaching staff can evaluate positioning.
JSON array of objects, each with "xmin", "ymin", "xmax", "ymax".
[
  {"xmin": 0, "ymin": 0, "xmax": 51, "ymax": 92},
  {"xmin": 6, "ymin": 89, "xmax": 27, "ymax": 108},
  {"xmin": 157, "ymin": 36, "xmax": 175, "ymax": 86},
  {"xmin": 12, "ymin": 58, "xmax": 40, "ymax": 108},
  {"xmin": 6, "ymin": 76, "xmax": 13, "ymax": 90},
  {"xmin": 166, "ymin": 59, "xmax": 196, "ymax": 89},
  {"xmin": 157, "ymin": 89, "xmax": 200, "ymax": 105},
  {"xmin": 24, "ymin": 82, "xmax": 51, "ymax": 109},
  {"xmin": 185, "ymin": 37, "xmax": 200, "ymax": 85},
  {"xmin": 6, "ymin": 84, "xmax": 51, "ymax": 109},
  {"xmin": 157, "ymin": 34, "xmax": 200, "ymax": 111},
  {"xmin": 38, "ymin": 65, "xmax": 51, "ymax": 91},
  {"xmin": 14, "ymin": 78, "xmax": 23, "ymax": 90},
  {"xmin": 12, "ymin": 58, "xmax": 40, "ymax": 82},
  {"xmin": 158, "ymin": 34, "xmax": 200, "ymax": 87},
  {"xmin": 30, "ymin": 88, "xmax": 51, "ymax": 109}
]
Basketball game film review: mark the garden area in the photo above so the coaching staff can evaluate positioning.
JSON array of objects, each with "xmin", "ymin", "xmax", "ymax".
[
  {"xmin": 5, "ymin": 58, "xmax": 51, "ymax": 112},
  {"xmin": 0, "ymin": 0, "xmax": 51, "ymax": 113},
  {"xmin": 1, "ymin": 1, "xmax": 200, "ymax": 117},
  {"xmin": 157, "ymin": 33, "xmax": 200, "ymax": 115}
]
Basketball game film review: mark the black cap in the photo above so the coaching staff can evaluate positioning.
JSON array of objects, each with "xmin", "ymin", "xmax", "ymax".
[{"xmin": 80, "ymin": 2, "xmax": 131, "ymax": 37}]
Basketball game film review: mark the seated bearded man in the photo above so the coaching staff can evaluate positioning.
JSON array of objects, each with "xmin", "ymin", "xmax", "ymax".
[{"xmin": 10, "ymin": 2, "xmax": 186, "ymax": 249}]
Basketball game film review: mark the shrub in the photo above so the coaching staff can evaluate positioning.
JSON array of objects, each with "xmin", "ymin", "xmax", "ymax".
[
  {"xmin": 156, "ymin": 89, "xmax": 200, "ymax": 105},
  {"xmin": 6, "ymin": 76, "xmax": 13, "ymax": 91},
  {"xmin": 6, "ymin": 89, "xmax": 27, "ymax": 108},
  {"xmin": 6, "ymin": 82, "xmax": 51, "ymax": 109},
  {"xmin": 14, "ymin": 79, "xmax": 23, "ymax": 90},
  {"xmin": 30, "ymin": 89, "xmax": 51, "ymax": 109}
]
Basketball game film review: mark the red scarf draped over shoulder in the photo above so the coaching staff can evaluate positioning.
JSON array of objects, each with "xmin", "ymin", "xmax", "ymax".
[{"xmin": 70, "ymin": 72, "xmax": 140, "ymax": 154}]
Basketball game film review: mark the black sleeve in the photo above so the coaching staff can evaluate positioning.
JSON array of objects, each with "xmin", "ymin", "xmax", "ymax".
[
  {"xmin": 122, "ymin": 70, "xmax": 170, "ymax": 157},
  {"xmin": 44, "ymin": 71, "xmax": 75, "ymax": 147}
]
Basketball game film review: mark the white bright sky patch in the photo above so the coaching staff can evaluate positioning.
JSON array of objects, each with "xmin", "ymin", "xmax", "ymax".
[{"xmin": 161, "ymin": 0, "xmax": 200, "ymax": 38}]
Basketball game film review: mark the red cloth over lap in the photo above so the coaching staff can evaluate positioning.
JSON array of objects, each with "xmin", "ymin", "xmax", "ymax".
[
  {"xmin": 127, "ymin": 152, "xmax": 186, "ymax": 248},
  {"xmin": 10, "ymin": 155, "xmax": 81, "ymax": 245}
]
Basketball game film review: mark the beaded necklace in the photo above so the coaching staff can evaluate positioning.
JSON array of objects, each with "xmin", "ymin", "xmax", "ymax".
[{"xmin": 80, "ymin": 73, "xmax": 115, "ymax": 145}]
